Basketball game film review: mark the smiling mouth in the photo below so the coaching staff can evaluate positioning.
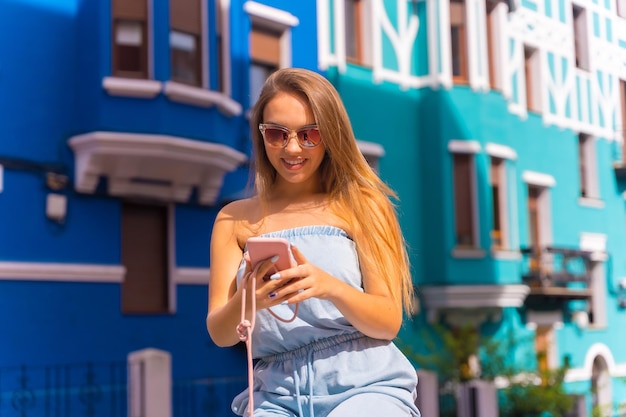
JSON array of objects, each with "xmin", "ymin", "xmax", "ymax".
[{"xmin": 283, "ymin": 159, "xmax": 306, "ymax": 166}]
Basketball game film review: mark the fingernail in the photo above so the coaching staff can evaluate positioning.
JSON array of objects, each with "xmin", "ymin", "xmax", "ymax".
[
  {"xmin": 281, "ymin": 301, "xmax": 288, "ymax": 305},
  {"xmin": 298, "ymin": 289, "xmax": 304, "ymax": 294},
  {"xmin": 268, "ymin": 292, "xmax": 277, "ymax": 299},
  {"xmin": 270, "ymin": 255, "xmax": 279, "ymax": 262},
  {"xmin": 269, "ymin": 273, "xmax": 280, "ymax": 280}
]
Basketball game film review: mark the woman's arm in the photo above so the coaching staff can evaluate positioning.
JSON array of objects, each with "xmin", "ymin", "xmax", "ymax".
[
  {"xmin": 206, "ymin": 207, "xmax": 247, "ymax": 347},
  {"xmin": 206, "ymin": 203, "xmax": 289, "ymax": 346}
]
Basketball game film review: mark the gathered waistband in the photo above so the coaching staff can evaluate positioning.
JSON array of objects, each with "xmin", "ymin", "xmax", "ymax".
[{"xmin": 259, "ymin": 332, "xmax": 366, "ymax": 363}]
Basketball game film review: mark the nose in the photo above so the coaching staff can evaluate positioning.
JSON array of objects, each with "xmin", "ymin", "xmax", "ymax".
[{"xmin": 284, "ymin": 132, "xmax": 302, "ymax": 151}]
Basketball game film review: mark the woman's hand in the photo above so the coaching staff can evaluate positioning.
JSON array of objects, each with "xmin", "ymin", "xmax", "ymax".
[
  {"xmin": 259, "ymin": 245, "xmax": 403, "ymax": 340},
  {"xmin": 258, "ymin": 245, "xmax": 339, "ymax": 305}
]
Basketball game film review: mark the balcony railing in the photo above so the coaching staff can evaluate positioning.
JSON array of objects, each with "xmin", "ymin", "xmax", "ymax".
[{"xmin": 520, "ymin": 246, "xmax": 594, "ymax": 301}]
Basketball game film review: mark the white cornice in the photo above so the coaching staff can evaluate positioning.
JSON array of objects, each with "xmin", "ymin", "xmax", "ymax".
[
  {"xmin": 68, "ymin": 131, "xmax": 247, "ymax": 206},
  {"xmin": 0, "ymin": 262, "xmax": 125, "ymax": 282},
  {"xmin": 420, "ymin": 284, "xmax": 530, "ymax": 309}
]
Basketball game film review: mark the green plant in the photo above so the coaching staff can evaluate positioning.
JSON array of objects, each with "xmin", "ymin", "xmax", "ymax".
[{"xmin": 399, "ymin": 324, "xmax": 577, "ymax": 417}]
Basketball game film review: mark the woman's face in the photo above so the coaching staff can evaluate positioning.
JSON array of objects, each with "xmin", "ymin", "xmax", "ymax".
[{"xmin": 261, "ymin": 92, "xmax": 326, "ymax": 192}]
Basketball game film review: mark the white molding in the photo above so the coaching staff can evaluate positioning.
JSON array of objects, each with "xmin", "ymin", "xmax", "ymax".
[
  {"xmin": 243, "ymin": 1, "xmax": 299, "ymax": 29},
  {"xmin": 486, "ymin": 143, "xmax": 517, "ymax": 160},
  {"xmin": 68, "ymin": 131, "xmax": 247, "ymax": 206},
  {"xmin": 448, "ymin": 140, "xmax": 481, "ymax": 153},
  {"xmin": 420, "ymin": 284, "xmax": 530, "ymax": 309},
  {"xmin": 565, "ymin": 343, "xmax": 626, "ymax": 382},
  {"xmin": 0, "ymin": 262, "xmax": 211, "ymax": 286},
  {"xmin": 175, "ymin": 267, "xmax": 210, "ymax": 285},
  {"xmin": 0, "ymin": 262, "xmax": 125, "ymax": 282},
  {"xmin": 577, "ymin": 197, "xmax": 605, "ymax": 208},
  {"xmin": 522, "ymin": 171, "xmax": 556, "ymax": 187},
  {"xmin": 356, "ymin": 140, "xmax": 385, "ymax": 158},
  {"xmin": 163, "ymin": 81, "xmax": 242, "ymax": 115},
  {"xmin": 102, "ymin": 77, "xmax": 162, "ymax": 98}
]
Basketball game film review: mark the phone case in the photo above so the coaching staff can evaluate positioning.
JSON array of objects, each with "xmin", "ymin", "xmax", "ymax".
[{"xmin": 246, "ymin": 237, "xmax": 295, "ymax": 277}]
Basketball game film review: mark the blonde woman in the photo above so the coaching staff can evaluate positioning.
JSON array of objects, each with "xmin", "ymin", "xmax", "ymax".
[{"xmin": 207, "ymin": 68, "xmax": 420, "ymax": 417}]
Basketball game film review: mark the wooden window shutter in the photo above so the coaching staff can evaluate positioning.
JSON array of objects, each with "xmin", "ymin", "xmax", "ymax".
[
  {"xmin": 170, "ymin": 0, "xmax": 201, "ymax": 34},
  {"xmin": 112, "ymin": 0, "xmax": 147, "ymax": 19},
  {"xmin": 250, "ymin": 27, "xmax": 280, "ymax": 65}
]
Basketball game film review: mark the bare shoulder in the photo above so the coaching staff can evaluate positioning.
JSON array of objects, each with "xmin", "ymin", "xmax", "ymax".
[{"xmin": 213, "ymin": 198, "xmax": 262, "ymax": 249}]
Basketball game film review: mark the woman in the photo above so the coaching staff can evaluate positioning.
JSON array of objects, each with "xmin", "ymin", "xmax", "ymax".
[{"xmin": 207, "ymin": 68, "xmax": 420, "ymax": 417}]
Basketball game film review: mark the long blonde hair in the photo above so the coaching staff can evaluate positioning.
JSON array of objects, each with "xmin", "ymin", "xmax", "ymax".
[{"xmin": 250, "ymin": 68, "xmax": 414, "ymax": 314}]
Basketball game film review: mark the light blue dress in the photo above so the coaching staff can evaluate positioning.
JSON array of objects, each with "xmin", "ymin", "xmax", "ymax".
[{"xmin": 231, "ymin": 226, "xmax": 420, "ymax": 417}]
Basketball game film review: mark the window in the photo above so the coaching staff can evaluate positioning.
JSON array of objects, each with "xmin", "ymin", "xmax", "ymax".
[
  {"xmin": 450, "ymin": 0, "xmax": 468, "ymax": 83},
  {"xmin": 534, "ymin": 325, "xmax": 557, "ymax": 376},
  {"xmin": 524, "ymin": 45, "xmax": 541, "ymax": 113},
  {"xmin": 617, "ymin": 80, "xmax": 626, "ymax": 163},
  {"xmin": 345, "ymin": 0, "xmax": 364, "ymax": 64},
  {"xmin": 618, "ymin": 0, "xmax": 626, "ymax": 18},
  {"xmin": 578, "ymin": 133, "xmax": 598, "ymax": 199},
  {"xmin": 112, "ymin": 0, "xmax": 149, "ymax": 79},
  {"xmin": 573, "ymin": 5, "xmax": 590, "ymax": 71},
  {"xmin": 490, "ymin": 157, "xmax": 508, "ymax": 250},
  {"xmin": 245, "ymin": 2, "xmax": 298, "ymax": 107},
  {"xmin": 591, "ymin": 356, "xmax": 612, "ymax": 413},
  {"xmin": 215, "ymin": 0, "xmax": 225, "ymax": 92},
  {"xmin": 170, "ymin": 0, "xmax": 203, "ymax": 87},
  {"xmin": 486, "ymin": 0, "xmax": 498, "ymax": 89},
  {"xmin": 249, "ymin": 25, "xmax": 280, "ymax": 103},
  {"xmin": 453, "ymin": 153, "xmax": 477, "ymax": 247},
  {"xmin": 121, "ymin": 202, "xmax": 171, "ymax": 314}
]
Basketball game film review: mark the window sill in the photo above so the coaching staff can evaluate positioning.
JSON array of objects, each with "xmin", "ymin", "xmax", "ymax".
[
  {"xmin": 103, "ymin": 76, "xmax": 162, "ymax": 98},
  {"xmin": 164, "ymin": 81, "xmax": 242, "ymax": 116},
  {"xmin": 452, "ymin": 248, "xmax": 486, "ymax": 259},
  {"xmin": 578, "ymin": 197, "xmax": 604, "ymax": 208},
  {"xmin": 491, "ymin": 250, "xmax": 521, "ymax": 260}
]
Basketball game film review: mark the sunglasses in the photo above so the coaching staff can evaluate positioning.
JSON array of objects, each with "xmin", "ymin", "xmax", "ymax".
[{"xmin": 258, "ymin": 123, "xmax": 322, "ymax": 148}]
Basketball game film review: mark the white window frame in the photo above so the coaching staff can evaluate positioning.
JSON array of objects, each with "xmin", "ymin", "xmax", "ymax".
[
  {"xmin": 524, "ymin": 44, "xmax": 542, "ymax": 113},
  {"xmin": 486, "ymin": 144, "xmax": 517, "ymax": 252},
  {"xmin": 578, "ymin": 133, "xmax": 602, "ymax": 207},
  {"xmin": 572, "ymin": 3, "xmax": 591, "ymax": 72},
  {"xmin": 522, "ymin": 171, "xmax": 554, "ymax": 248},
  {"xmin": 580, "ymin": 232, "xmax": 608, "ymax": 328},
  {"xmin": 449, "ymin": 140, "xmax": 483, "ymax": 258}
]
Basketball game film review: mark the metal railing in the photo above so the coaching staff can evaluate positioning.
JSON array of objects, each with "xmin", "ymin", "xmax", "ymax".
[
  {"xmin": 520, "ymin": 246, "xmax": 593, "ymax": 288},
  {"xmin": 0, "ymin": 362, "xmax": 126, "ymax": 417}
]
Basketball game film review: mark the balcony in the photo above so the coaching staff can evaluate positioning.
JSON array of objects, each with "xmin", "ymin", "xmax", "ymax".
[{"xmin": 520, "ymin": 246, "xmax": 594, "ymax": 308}]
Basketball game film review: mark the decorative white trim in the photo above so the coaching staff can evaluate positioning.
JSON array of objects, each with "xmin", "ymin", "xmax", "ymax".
[
  {"xmin": 243, "ymin": 1, "xmax": 299, "ymax": 29},
  {"xmin": 486, "ymin": 143, "xmax": 517, "ymax": 160},
  {"xmin": 565, "ymin": 343, "xmax": 626, "ymax": 382},
  {"xmin": 68, "ymin": 131, "xmax": 247, "ymax": 206},
  {"xmin": 102, "ymin": 77, "xmax": 162, "ymax": 98},
  {"xmin": 447, "ymin": 140, "xmax": 481, "ymax": 154},
  {"xmin": 577, "ymin": 197, "xmax": 605, "ymax": 209},
  {"xmin": 175, "ymin": 267, "xmax": 210, "ymax": 285},
  {"xmin": 452, "ymin": 248, "xmax": 486, "ymax": 258},
  {"xmin": 580, "ymin": 232, "xmax": 607, "ymax": 253},
  {"xmin": 522, "ymin": 171, "xmax": 556, "ymax": 187},
  {"xmin": 163, "ymin": 81, "xmax": 242, "ymax": 116},
  {"xmin": 420, "ymin": 284, "xmax": 530, "ymax": 309},
  {"xmin": 0, "ymin": 262, "xmax": 212, "ymax": 286},
  {"xmin": 356, "ymin": 140, "xmax": 385, "ymax": 158},
  {"xmin": 492, "ymin": 250, "xmax": 522, "ymax": 260},
  {"xmin": 0, "ymin": 262, "xmax": 125, "ymax": 282}
]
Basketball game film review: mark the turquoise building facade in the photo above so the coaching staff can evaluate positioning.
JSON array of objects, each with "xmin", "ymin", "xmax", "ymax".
[{"xmin": 316, "ymin": 0, "xmax": 626, "ymax": 414}]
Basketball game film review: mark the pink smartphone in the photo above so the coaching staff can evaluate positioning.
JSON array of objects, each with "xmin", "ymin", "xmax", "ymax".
[{"xmin": 246, "ymin": 237, "xmax": 295, "ymax": 279}]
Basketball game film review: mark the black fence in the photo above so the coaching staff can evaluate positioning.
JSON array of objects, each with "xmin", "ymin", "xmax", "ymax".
[
  {"xmin": 0, "ymin": 362, "xmax": 127, "ymax": 417},
  {"xmin": 173, "ymin": 376, "xmax": 246, "ymax": 417}
]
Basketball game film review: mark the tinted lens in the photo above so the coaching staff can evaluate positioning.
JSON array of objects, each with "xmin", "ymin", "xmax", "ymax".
[
  {"xmin": 263, "ymin": 127, "xmax": 288, "ymax": 146},
  {"xmin": 296, "ymin": 128, "xmax": 321, "ymax": 147}
]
